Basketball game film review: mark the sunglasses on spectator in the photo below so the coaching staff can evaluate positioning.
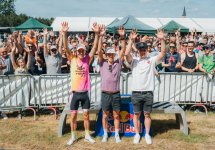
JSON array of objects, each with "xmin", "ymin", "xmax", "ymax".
[
  {"xmin": 200, "ymin": 43, "xmax": 204, "ymax": 46},
  {"xmin": 147, "ymin": 45, "xmax": 152, "ymax": 47},
  {"xmin": 28, "ymin": 46, "xmax": 33, "ymax": 48},
  {"xmin": 1, "ymin": 51, "xmax": 7, "ymax": 54},
  {"xmin": 158, "ymin": 47, "xmax": 161, "ymax": 49},
  {"xmin": 170, "ymin": 46, "xmax": 175, "ymax": 48},
  {"xmin": 183, "ymin": 45, "xmax": 187, "ymax": 47},
  {"xmin": 109, "ymin": 65, "xmax": 112, "ymax": 72},
  {"xmin": 203, "ymin": 47, "xmax": 209, "ymax": 50},
  {"xmin": 51, "ymin": 49, "xmax": 57, "ymax": 52}
]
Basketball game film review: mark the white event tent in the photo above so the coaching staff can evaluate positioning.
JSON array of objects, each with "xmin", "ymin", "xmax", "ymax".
[{"xmin": 51, "ymin": 17, "xmax": 215, "ymax": 35}]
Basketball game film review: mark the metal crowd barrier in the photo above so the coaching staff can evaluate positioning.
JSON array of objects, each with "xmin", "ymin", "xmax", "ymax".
[
  {"xmin": 37, "ymin": 73, "xmax": 125, "ymax": 108},
  {"xmin": 0, "ymin": 74, "xmax": 37, "ymax": 120},
  {"xmin": 125, "ymin": 72, "xmax": 211, "ymax": 105},
  {"xmin": 0, "ymin": 72, "xmax": 214, "ymax": 119}
]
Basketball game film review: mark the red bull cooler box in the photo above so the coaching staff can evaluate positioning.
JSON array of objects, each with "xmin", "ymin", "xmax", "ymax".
[{"xmin": 95, "ymin": 94, "xmax": 152, "ymax": 137}]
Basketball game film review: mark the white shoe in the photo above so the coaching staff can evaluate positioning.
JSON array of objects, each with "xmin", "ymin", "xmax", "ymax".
[
  {"xmin": 102, "ymin": 135, "xmax": 108, "ymax": 142},
  {"xmin": 115, "ymin": 134, "xmax": 121, "ymax": 143},
  {"xmin": 145, "ymin": 134, "xmax": 152, "ymax": 145},
  {"xmin": 133, "ymin": 134, "xmax": 140, "ymax": 144},
  {"xmin": 85, "ymin": 135, "xmax": 96, "ymax": 143},
  {"xmin": 67, "ymin": 137, "xmax": 77, "ymax": 146}
]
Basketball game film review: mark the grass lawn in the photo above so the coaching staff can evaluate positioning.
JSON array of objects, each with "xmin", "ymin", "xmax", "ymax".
[{"xmin": 0, "ymin": 111, "xmax": 214, "ymax": 150}]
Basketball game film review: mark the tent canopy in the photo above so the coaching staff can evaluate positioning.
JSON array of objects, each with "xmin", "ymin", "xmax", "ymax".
[
  {"xmin": 161, "ymin": 20, "xmax": 189, "ymax": 33},
  {"xmin": 106, "ymin": 15, "xmax": 157, "ymax": 35},
  {"xmin": 13, "ymin": 17, "xmax": 53, "ymax": 32},
  {"xmin": 106, "ymin": 18, "xmax": 120, "ymax": 28}
]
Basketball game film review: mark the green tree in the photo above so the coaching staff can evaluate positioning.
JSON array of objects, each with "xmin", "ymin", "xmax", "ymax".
[{"xmin": 0, "ymin": 0, "xmax": 16, "ymax": 15}]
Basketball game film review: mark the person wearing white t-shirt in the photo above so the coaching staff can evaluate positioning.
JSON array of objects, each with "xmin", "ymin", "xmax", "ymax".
[{"xmin": 125, "ymin": 28, "xmax": 167, "ymax": 145}]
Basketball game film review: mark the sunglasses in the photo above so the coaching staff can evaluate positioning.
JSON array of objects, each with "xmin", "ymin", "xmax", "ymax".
[
  {"xmin": 170, "ymin": 46, "xmax": 175, "ymax": 48},
  {"xmin": 147, "ymin": 45, "xmax": 152, "ymax": 47},
  {"xmin": 203, "ymin": 47, "xmax": 209, "ymax": 50},
  {"xmin": 109, "ymin": 65, "xmax": 112, "ymax": 72},
  {"xmin": 200, "ymin": 43, "xmax": 204, "ymax": 46},
  {"xmin": 183, "ymin": 45, "xmax": 187, "ymax": 47},
  {"xmin": 1, "ymin": 51, "xmax": 7, "ymax": 54},
  {"xmin": 51, "ymin": 49, "xmax": 57, "ymax": 52},
  {"xmin": 28, "ymin": 46, "xmax": 33, "ymax": 48}
]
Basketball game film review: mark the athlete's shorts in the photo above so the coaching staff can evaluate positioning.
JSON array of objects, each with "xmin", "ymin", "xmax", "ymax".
[
  {"xmin": 70, "ymin": 91, "xmax": 90, "ymax": 113},
  {"xmin": 131, "ymin": 91, "xmax": 153, "ymax": 114},
  {"xmin": 101, "ymin": 92, "xmax": 121, "ymax": 111}
]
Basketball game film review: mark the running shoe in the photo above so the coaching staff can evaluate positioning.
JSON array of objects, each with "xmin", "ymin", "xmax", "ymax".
[
  {"xmin": 133, "ymin": 134, "xmax": 140, "ymax": 144},
  {"xmin": 115, "ymin": 134, "xmax": 121, "ymax": 143},
  {"xmin": 84, "ymin": 135, "xmax": 96, "ymax": 143},
  {"xmin": 145, "ymin": 134, "xmax": 152, "ymax": 145},
  {"xmin": 102, "ymin": 135, "xmax": 108, "ymax": 142},
  {"xmin": 67, "ymin": 137, "xmax": 77, "ymax": 146}
]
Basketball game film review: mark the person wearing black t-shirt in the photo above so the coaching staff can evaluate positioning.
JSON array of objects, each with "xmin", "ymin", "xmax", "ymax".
[{"xmin": 61, "ymin": 47, "xmax": 69, "ymax": 73}]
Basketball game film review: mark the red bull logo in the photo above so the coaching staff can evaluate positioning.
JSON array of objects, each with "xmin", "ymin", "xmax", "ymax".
[
  {"xmin": 107, "ymin": 123, "xmax": 142, "ymax": 133},
  {"xmin": 107, "ymin": 111, "xmax": 142, "ymax": 133},
  {"xmin": 119, "ymin": 111, "xmax": 134, "ymax": 122}
]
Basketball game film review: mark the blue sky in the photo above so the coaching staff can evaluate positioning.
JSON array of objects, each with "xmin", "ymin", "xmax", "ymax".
[{"xmin": 15, "ymin": 0, "xmax": 215, "ymax": 18}]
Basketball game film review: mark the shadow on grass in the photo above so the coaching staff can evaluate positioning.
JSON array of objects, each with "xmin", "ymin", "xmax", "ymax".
[{"xmin": 152, "ymin": 119, "xmax": 191, "ymax": 137}]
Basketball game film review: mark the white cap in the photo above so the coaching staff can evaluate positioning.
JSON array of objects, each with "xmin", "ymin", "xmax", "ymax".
[
  {"xmin": 50, "ymin": 45, "xmax": 57, "ymax": 50},
  {"xmin": 77, "ymin": 44, "xmax": 86, "ymax": 50}
]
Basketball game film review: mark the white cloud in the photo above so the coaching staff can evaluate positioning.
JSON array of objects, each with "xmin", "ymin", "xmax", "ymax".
[
  {"xmin": 187, "ymin": 8, "xmax": 198, "ymax": 12},
  {"xmin": 144, "ymin": 9, "xmax": 160, "ymax": 14},
  {"xmin": 139, "ymin": 0, "xmax": 151, "ymax": 3},
  {"xmin": 152, "ymin": 10, "xmax": 160, "ymax": 13}
]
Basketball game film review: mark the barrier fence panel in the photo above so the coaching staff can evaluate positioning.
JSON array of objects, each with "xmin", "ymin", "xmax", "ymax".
[
  {"xmin": 1, "ymin": 72, "xmax": 214, "ymax": 111},
  {"xmin": 37, "ymin": 74, "xmax": 71, "ymax": 108},
  {"xmin": 0, "ymin": 74, "xmax": 35, "ymax": 111},
  {"xmin": 125, "ymin": 72, "xmax": 211, "ymax": 105},
  {"xmin": 37, "ymin": 73, "xmax": 125, "ymax": 108},
  {"xmin": 209, "ymin": 77, "xmax": 215, "ymax": 106}
]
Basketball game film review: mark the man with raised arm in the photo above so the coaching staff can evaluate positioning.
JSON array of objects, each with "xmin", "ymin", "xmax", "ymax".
[
  {"xmin": 98, "ymin": 25, "xmax": 125, "ymax": 143},
  {"xmin": 43, "ymin": 28, "xmax": 62, "ymax": 74},
  {"xmin": 125, "ymin": 28, "xmax": 166, "ymax": 144},
  {"xmin": 62, "ymin": 22, "xmax": 99, "ymax": 146}
]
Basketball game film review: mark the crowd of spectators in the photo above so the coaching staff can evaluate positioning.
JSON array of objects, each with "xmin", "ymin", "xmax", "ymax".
[{"xmin": 1, "ymin": 27, "xmax": 215, "ymax": 119}]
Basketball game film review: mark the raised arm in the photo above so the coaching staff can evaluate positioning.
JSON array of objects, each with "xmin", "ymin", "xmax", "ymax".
[
  {"xmin": 13, "ymin": 31, "xmax": 23, "ymax": 54},
  {"xmin": 189, "ymin": 29, "xmax": 194, "ymax": 41},
  {"xmin": 61, "ymin": 22, "xmax": 72, "ymax": 57},
  {"xmin": 89, "ymin": 22, "xmax": 99, "ymax": 58},
  {"xmin": 11, "ymin": 45, "xmax": 18, "ymax": 69},
  {"xmin": 157, "ymin": 28, "xmax": 167, "ymax": 63},
  {"xmin": 175, "ymin": 28, "xmax": 180, "ymax": 53},
  {"xmin": 98, "ymin": 24, "xmax": 106, "ymax": 62},
  {"xmin": 18, "ymin": 30, "xmax": 23, "ymax": 46},
  {"xmin": 26, "ymin": 48, "xmax": 31, "ymax": 69},
  {"xmin": 118, "ymin": 26, "xmax": 125, "ymax": 61},
  {"xmin": 125, "ymin": 29, "xmax": 138, "ymax": 64},
  {"xmin": 58, "ymin": 30, "xmax": 63, "ymax": 56},
  {"xmin": 55, "ymin": 33, "xmax": 61, "ymax": 49},
  {"xmin": 43, "ymin": 28, "xmax": 49, "ymax": 56},
  {"xmin": 35, "ymin": 29, "xmax": 40, "ymax": 49}
]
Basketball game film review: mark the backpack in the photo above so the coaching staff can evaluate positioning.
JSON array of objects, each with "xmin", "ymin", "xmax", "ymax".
[{"xmin": 202, "ymin": 54, "xmax": 215, "ymax": 62}]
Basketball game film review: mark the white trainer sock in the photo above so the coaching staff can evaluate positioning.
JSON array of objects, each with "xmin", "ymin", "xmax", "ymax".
[
  {"xmin": 104, "ymin": 129, "xmax": 108, "ymax": 136},
  {"xmin": 115, "ymin": 129, "xmax": 119, "ymax": 136}
]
